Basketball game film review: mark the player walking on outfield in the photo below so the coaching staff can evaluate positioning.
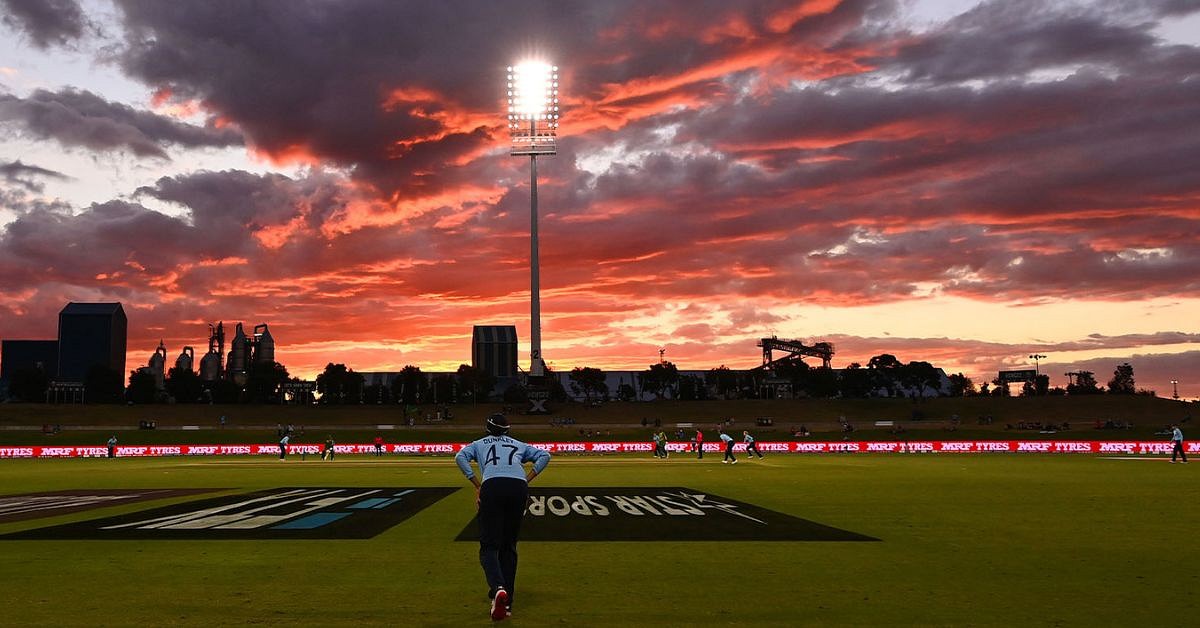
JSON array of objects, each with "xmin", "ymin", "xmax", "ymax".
[
  {"xmin": 278, "ymin": 434, "xmax": 289, "ymax": 460},
  {"xmin": 106, "ymin": 435, "xmax": 117, "ymax": 459},
  {"xmin": 658, "ymin": 430, "xmax": 670, "ymax": 458},
  {"xmin": 696, "ymin": 429, "xmax": 704, "ymax": 459},
  {"xmin": 373, "ymin": 434, "xmax": 384, "ymax": 457},
  {"xmin": 455, "ymin": 414, "xmax": 551, "ymax": 621},
  {"xmin": 720, "ymin": 430, "xmax": 737, "ymax": 464},
  {"xmin": 322, "ymin": 435, "xmax": 335, "ymax": 461},
  {"xmin": 1170, "ymin": 424, "xmax": 1188, "ymax": 463},
  {"xmin": 743, "ymin": 431, "xmax": 764, "ymax": 459}
]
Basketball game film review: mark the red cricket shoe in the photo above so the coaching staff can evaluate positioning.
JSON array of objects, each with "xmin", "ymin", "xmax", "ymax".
[{"xmin": 491, "ymin": 589, "xmax": 509, "ymax": 621}]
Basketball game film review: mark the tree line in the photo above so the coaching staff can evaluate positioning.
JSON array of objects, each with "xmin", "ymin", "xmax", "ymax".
[{"xmin": 0, "ymin": 355, "xmax": 1154, "ymax": 404}]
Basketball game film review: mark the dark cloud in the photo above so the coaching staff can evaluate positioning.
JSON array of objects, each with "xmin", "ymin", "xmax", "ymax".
[
  {"xmin": 1, "ymin": 0, "xmax": 1197, "ymax": 388},
  {"xmin": 879, "ymin": 1, "xmax": 1160, "ymax": 84},
  {"xmin": 0, "ymin": 159, "xmax": 68, "ymax": 192},
  {"xmin": 0, "ymin": 0, "xmax": 86, "ymax": 49},
  {"xmin": 0, "ymin": 88, "xmax": 243, "ymax": 158}
]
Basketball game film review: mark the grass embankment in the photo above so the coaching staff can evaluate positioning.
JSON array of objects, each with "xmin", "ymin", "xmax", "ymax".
[{"xmin": 0, "ymin": 396, "xmax": 1192, "ymax": 445}]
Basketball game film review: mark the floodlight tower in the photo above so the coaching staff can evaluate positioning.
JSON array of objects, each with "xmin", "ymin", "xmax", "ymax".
[{"xmin": 507, "ymin": 61, "xmax": 559, "ymax": 389}]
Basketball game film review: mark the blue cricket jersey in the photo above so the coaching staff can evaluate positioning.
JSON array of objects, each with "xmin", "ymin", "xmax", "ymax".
[
  {"xmin": 743, "ymin": 433, "xmax": 755, "ymax": 444},
  {"xmin": 1173, "ymin": 427, "xmax": 1184, "ymax": 442},
  {"xmin": 719, "ymin": 432, "xmax": 733, "ymax": 443},
  {"xmin": 456, "ymin": 435, "xmax": 551, "ymax": 484}
]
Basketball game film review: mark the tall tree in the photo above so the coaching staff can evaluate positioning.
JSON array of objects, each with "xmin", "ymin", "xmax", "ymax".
[
  {"xmin": 867, "ymin": 354, "xmax": 903, "ymax": 396},
  {"xmin": 705, "ymin": 366, "xmax": 739, "ymax": 399},
  {"xmin": 639, "ymin": 361, "xmax": 679, "ymax": 400},
  {"xmin": 569, "ymin": 367, "xmax": 608, "ymax": 403},
  {"xmin": 1108, "ymin": 363, "xmax": 1136, "ymax": 394},
  {"xmin": 947, "ymin": 373, "xmax": 974, "ymax": 397},
  {"xmin": 245, "ymin": 361, "xmax": 289, "ymax": 403},
  {"xmin": 395, "ymin": 365, "xmax": 427, "ymax": 405},
  {"xmin": 839, "ymin": 363, "xmax": 873, "ymax": 398},
  {"xmin": 127, "ymin": 370, "xmax": 157, "ymax": 404},
  {"xmin": 1068, "ymin": 371, "xmax": 1101, "ymax": 395},
  {"xmin": 166, "ymin": 366, "xmax": 203, "ymax": 403},
  {"xmin": 315, "ymin": 363, "xmax": 364, "ymax": 404}
]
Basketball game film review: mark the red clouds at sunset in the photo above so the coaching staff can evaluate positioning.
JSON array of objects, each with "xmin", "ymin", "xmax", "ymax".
[{"xmin": 1, "ymin": 0, "xmax": 1199, "ymax": 397}]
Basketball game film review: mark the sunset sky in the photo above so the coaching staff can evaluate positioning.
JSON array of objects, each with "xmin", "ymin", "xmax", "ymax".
[{"xmin": 1, "ymin": 0, "xmax": 1198, "ymax": 399}]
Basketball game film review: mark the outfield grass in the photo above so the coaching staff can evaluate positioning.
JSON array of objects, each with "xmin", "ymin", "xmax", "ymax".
[{"xmin": 0, "ymin": 453, "xmax": 1196, "ymax": 627}]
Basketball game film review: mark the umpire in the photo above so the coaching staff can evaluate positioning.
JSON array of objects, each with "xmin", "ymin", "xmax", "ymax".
[{"xmin": 455, "ymin": 414, "xmax": 551, "ymax": 621}]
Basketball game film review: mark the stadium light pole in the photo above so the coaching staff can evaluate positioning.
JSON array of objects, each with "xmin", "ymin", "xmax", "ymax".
[
  {"xmin": 1171, "ymin": 379, "xmax": 1179, "ymax": 400},
  {"xmin": 1029, "ymin": 354, "xmax": 1046, "ymax": 376},
  {"xmin": 507, "ymin": 61, "xmax": 559, "ymax": 399}
]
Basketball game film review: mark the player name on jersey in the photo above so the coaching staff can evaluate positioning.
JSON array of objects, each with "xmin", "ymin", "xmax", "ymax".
[{"xmin": 455, "ymin": 487, "xmax": 878, "ymax": 542}]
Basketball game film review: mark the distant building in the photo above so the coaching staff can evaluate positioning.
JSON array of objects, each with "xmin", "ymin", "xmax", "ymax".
[
  {"xmin": 1, "ymin": 339, "xmax": 59, "ymax": 381},
  {"xmin": 472, "ymin": 325, "xmax": 518, "ymax": 379},
  {"xmin": 56, "ymin": 302, "xmax": 127, "ymax": 382}
]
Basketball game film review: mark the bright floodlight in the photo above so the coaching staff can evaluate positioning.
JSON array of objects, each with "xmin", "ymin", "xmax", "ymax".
[{"xmin": 508, "ymin": 61, "xmax": 558, "ymax": 156}]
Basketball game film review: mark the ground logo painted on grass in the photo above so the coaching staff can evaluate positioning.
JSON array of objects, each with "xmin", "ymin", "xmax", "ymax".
[
  {"xmin": 2, "ymin": 487, "xmax": 457, "ymax": 540},
  {"xmin": 0, "ymin": 489, "xmax": 222, "ymax": 524},
  {"xmin": 456, "ymin": 487, "xmax": 879, "ymax": 542}
]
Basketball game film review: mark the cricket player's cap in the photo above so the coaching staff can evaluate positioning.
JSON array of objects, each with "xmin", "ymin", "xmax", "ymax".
[{"xmin": 486, "ymin": 413, "xmax": 510, "ymax": 436}]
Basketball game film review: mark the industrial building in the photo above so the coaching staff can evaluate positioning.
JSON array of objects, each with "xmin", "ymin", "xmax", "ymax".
[
  {"xmin": 472, "ymin": 325, "xmax": 518, "ymax": 379},
  {"xmin": 56, "ymin": 302, "xmax": 127, "ymax": 383},
  {"xmin": 137, "ymin": 321, "xmax": 277, "ymax": 388},
  {"xmin": 0, "ymin": 339, "xmax": 58, "ymax": 383}
]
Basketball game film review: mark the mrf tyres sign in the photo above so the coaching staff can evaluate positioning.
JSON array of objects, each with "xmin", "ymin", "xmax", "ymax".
[{"xmin": 456, "ymin": 487, "xmax": 878, "ymax": 542}]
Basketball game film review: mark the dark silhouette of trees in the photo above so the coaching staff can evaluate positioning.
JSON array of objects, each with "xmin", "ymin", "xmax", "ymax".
[
  {"xmin": 838, "ymin": 363, "xmax": 873, "ymax": 398},
  {"xmin": 639, "ymin": 361, "xmax": 679, "ymax": 399},
  {"xmin": 568, "ymin": 367, "xmax": 608, "ymax": 402},
  {"xmin": 457, "ymin": 364, "xmax": 496, "ymax": 403},
  {"xmin": 316, "ymin": 363, "xmax": 364, "ymax": 404},
  {"xmin": 1108, "ymin": 363, "xmax": 1135, "ymax": 394},
  {"xmin": 1067, "ymin": 371, "xmax": 1101, "ymax": 395},
  {"xmin": 705, "ymin": 366, "xmax": 739, "ymax": 399},
  {"xmin": 867, "ymin": 354, "xmax": 903, "ymax": 396},
  {"xmin": 899, "ymin": 361, "xmax": 940, "ymax": 399},
  {"xmin": 395, "ymin": 365, "xmax": 427, "ymax": 404},
  {"xmin": 127, "ymin": 370, "xmax": 157, "ymax": 404},
  {"xmin": 86, "ymin": 365, "xmax": 123, "ymax": 403},
  {"xmin": 947, "ymin": 373, "xmax": 974, "ymax": 397},
  {"xmin": 166, "ymin": 367, "xmax": 203, "ymax": 403},
  {"xmin": 8, "ymin": 366, "xmax": 48, "ymax": 402},
  {"xmin": 245, "ymin": 361, "xmax": 289, "ymax": 403}
]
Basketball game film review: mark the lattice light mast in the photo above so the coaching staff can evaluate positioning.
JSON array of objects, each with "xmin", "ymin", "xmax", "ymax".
[{"xmin": 508, "ymin": 61, "xmax": 559, "ymax": 380}]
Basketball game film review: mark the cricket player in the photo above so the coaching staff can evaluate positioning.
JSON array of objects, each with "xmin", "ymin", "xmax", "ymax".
[
  {"xmin": 455, "ymin": 414, "xmax": 551, "ymax": 621},
  {"xmin": 1171, "ymin": 424, "xmax": 1188, "ymax": 463},
  {"xmin": 720, "ymin": 429, "xmax": 737, "ymax": 464},
  {"xmin": 743, "ymin": 431, "xmax": 764, "ymax": 459},
  {"xmin": 322, "ymin": 435, "xmax": 335, "ymax": 461}
]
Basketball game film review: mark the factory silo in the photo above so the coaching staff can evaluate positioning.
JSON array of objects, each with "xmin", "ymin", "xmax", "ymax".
[
  {"xmin": 253, "ymin": 324, "xmax": 275, "ymax": 364},
  {"xmin": 226, "ymin": 323, "xmax": 249, "ymax": 383},
  {"xmin": 199, "ymin": 322, "xmax": 224, "ymax": 381},
  {"xmin": 149, "ymin": 340, "xmax": 167, "ymax": 390},
  {"xmin": 175, "ymin": 346, "xmax": 194, "ymax": 373}
]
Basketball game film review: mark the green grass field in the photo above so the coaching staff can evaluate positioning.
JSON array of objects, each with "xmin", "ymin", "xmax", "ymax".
[{"xmin": 1, "ymin": 452, "xmax": 1196, "ymax": 627}]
